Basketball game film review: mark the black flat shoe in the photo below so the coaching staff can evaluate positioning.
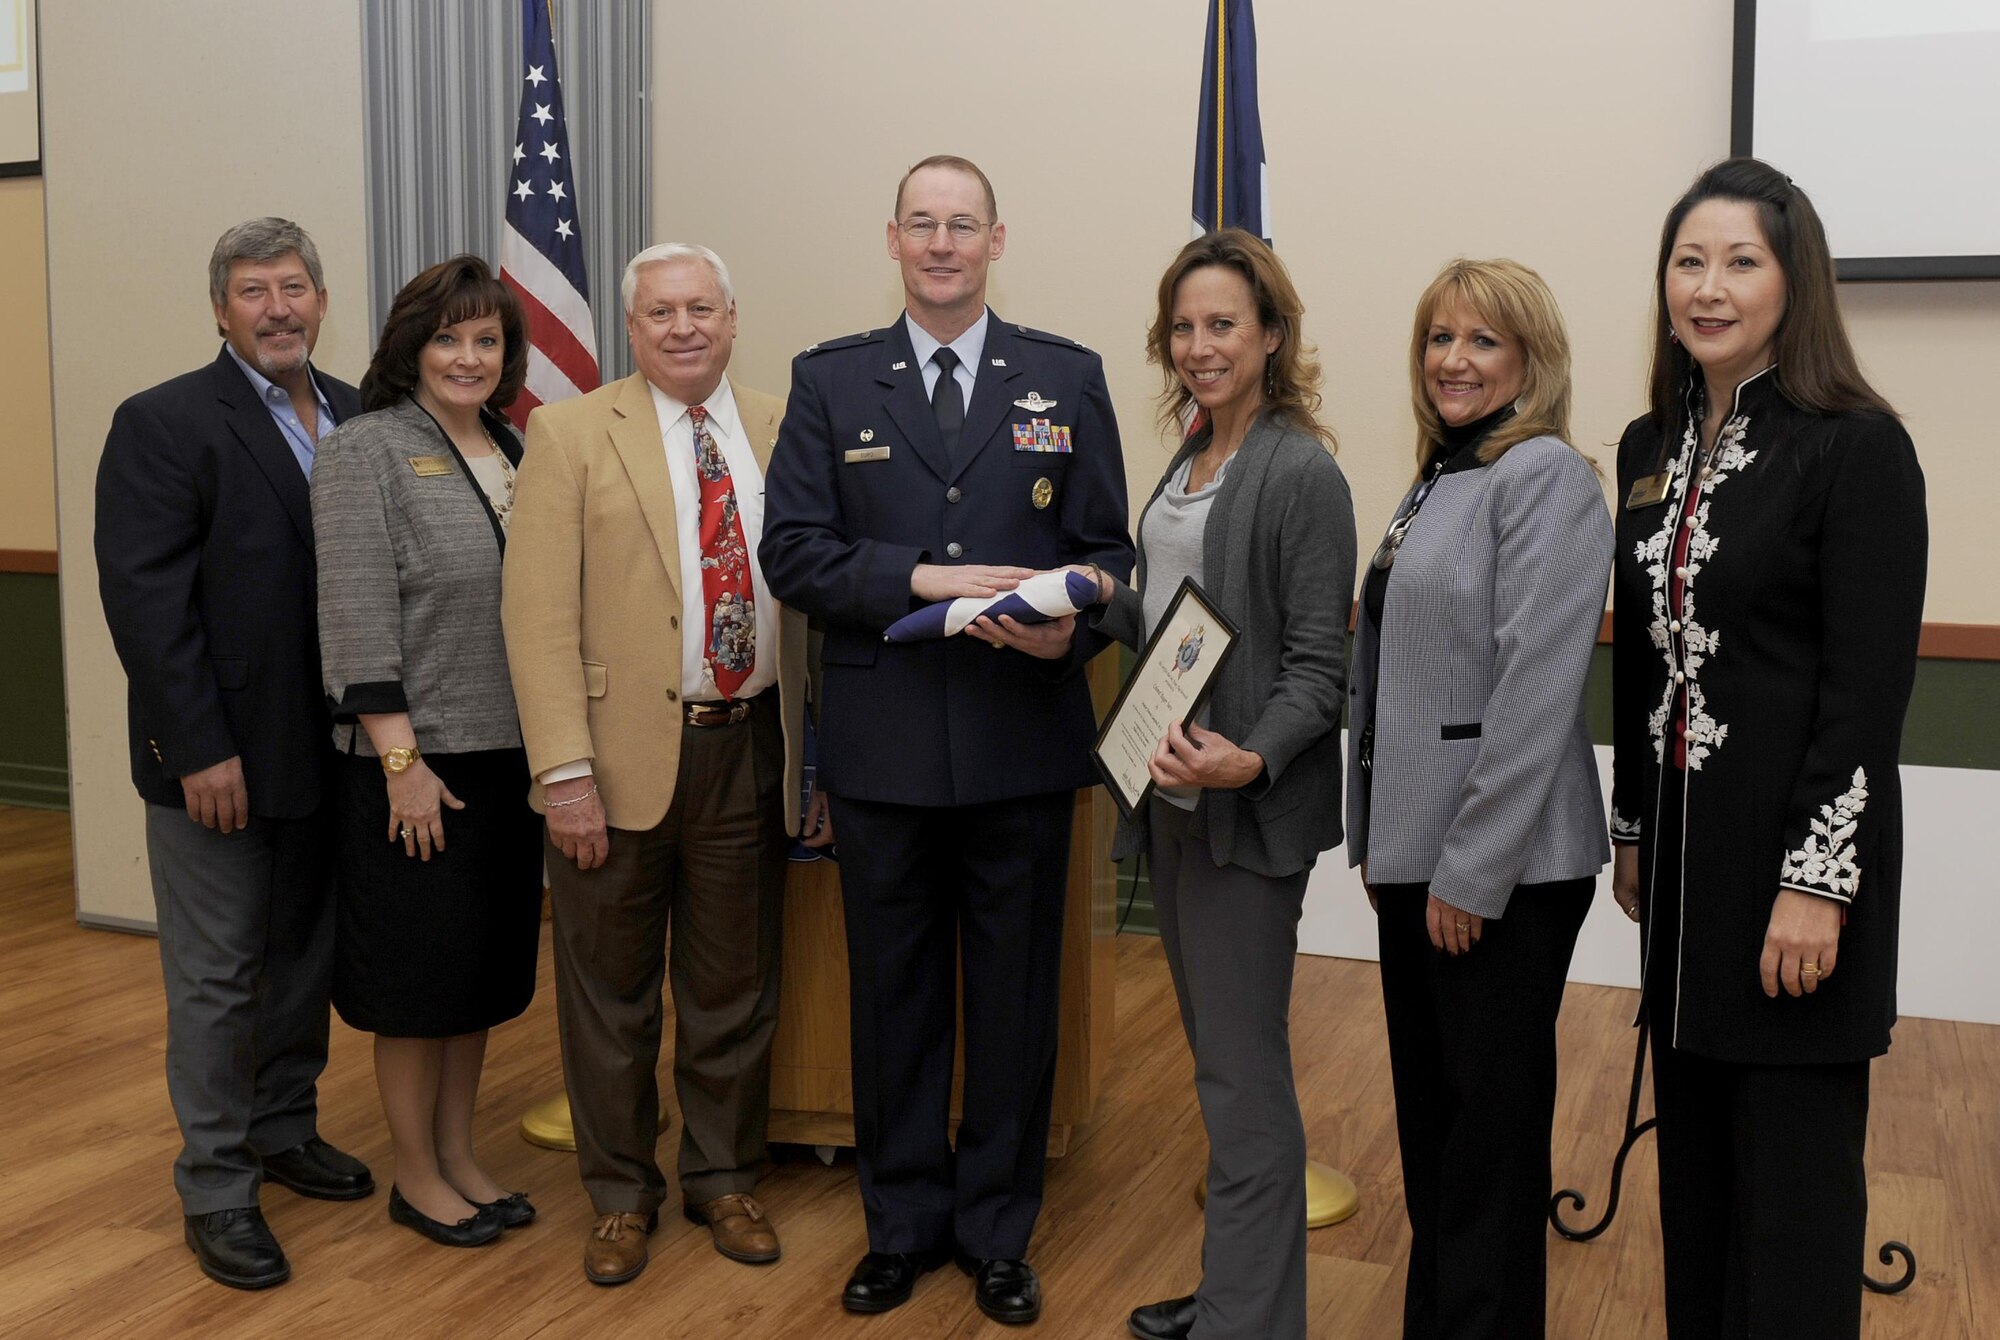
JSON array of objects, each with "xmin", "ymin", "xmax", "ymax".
[
  {"xmin": 1128, "ymin": 1294, "xmax": 1198, "ymax": 1340},
  {"xmin": 472, "ymin": 1190, "xmax": 536, "ymax": 1228},
  {"xmin": 184, "ymin": 1207, "xmax": 290, "ymax": 1290},
  {"xmin": 388, "ymin": 1185, "xmax": 504, "ymax": 1247},
  {"xmin": 955, "ymin": 1252, "xmax": 1043, "ymax": 1326},
  {"xmin": 261, "ymin": 1136, "xmax": 375, "ymax": 1201},
  {"xmin": 840, "ymin": 1246, "xmax": 953, "ymax": 1313}
]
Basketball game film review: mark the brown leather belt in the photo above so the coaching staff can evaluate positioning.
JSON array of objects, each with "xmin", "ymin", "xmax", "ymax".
[{"xmin": 683, "ymin": 698, "xmax": 753, "ymax": 727}]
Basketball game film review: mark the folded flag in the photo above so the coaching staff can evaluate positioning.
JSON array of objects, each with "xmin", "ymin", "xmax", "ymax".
[{"xmin": 883, "ymin": 569, "xmax": 1099, "ymax": 643}]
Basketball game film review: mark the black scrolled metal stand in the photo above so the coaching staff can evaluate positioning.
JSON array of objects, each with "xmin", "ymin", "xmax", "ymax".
[{"xmin": 1548, "ymin": 1019, "xmax": 1918, "ymax": 1296}]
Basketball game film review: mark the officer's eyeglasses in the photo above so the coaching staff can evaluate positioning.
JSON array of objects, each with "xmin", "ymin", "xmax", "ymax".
[{"xmin": 898, "ymin": 216, "xmax": 989, "ymax": 242}]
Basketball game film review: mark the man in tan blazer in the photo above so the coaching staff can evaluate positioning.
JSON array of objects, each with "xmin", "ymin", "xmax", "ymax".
[{"xmin": 502, "ymin": 242, "xmax": 811, "ymax": 1286}]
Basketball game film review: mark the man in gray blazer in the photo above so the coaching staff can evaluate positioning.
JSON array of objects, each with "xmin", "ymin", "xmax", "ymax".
[{"xmin": 95, "ymin": 218, "xmax": 373, "ymax": 1292}]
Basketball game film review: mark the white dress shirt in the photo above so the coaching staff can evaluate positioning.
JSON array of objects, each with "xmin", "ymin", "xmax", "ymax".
[
  {"xmin": 905, "ymin": 307, "xmax": 989, "ymax": 413},
  {"xmin": 649, "ymin": 377, "xmax": 779, "ymax": 704}
]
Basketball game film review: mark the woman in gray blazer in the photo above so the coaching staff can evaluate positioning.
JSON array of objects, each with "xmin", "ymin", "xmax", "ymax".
[
  {"xmin": 1081, "ymin": 230, "xmax": 1354, "ymax": 1340},
  {"xmin": 1349, "ymin": 258, "xmax": 1612, "ymax": 1339},
  {"xmin": 312, "ymin": 257, "xmax": 541, "ymax": 1249}
]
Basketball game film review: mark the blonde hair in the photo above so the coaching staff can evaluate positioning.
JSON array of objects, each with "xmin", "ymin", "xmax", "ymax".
[{"xmin": 1407, "ymin": 258, "xmax": 1577, "ymax": 474}]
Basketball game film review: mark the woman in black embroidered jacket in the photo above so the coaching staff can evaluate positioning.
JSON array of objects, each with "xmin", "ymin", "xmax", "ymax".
[{"xmin": 1608, "ymin": 158, "xmax": 1927, "ymax": 1338}]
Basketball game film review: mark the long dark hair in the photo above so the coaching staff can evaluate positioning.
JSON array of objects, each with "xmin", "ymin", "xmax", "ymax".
[
  {"xmin": 360, "ymin": 255, "xmax": 526, "ymax": 413},
  {"xmin": 1646, "ymin": 157, "xmax": 1894, "ymax": 426},
  {"xmin": 1146, "ymin": 228, "xmax": 1336, "ymax": 450}
]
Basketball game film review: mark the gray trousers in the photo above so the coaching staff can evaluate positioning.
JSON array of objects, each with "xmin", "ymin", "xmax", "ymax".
[
  {"xmin": 145, "ymin": 803, "xmax": 335, "ymax": 1214},
  {"xmin": 548, "ymin": 695, "xmax": 789, "ymax": 1213},
  {"xmin": 1147, "ymin": 797, "xmax": 1309, "ymax": 1340}
]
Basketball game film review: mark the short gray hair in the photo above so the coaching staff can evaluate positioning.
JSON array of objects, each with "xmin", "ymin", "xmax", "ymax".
[
  {"xmin": 620, "ymin": 243, "xmax": 734, "ymax": 315},
  {"xmin": 208, "ymin": 217, "xmax": 325, "ymax": 307}
]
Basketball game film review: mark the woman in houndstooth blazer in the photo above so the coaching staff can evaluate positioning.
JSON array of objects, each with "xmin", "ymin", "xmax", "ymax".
[
  {"xmin": 1347, "ymin": 259, "xmax": 1613, "ymax": 1339},
  {"xmin": 313, "ymin": 257, "xmax": 542, "ymax": 1248}
]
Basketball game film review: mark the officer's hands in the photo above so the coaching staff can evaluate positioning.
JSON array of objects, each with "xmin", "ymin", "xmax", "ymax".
[
  {"xmin": 1149, "ymin": 721, "xmax": 1264, "ymax": 791},
  {"xmin": 545, "ymin": 775, "xmax": 610, "ymax": 870},
  {"xmin": 911, "ymin": 563, "xmax": 1031, "ymax": 602},
  {"xmin": 967, "ymin": 612, "xmax": 1076, "ymax": 659},
  {"xmin": 181, "ymin": 755, "xmax": 250, "ymax": 833}
]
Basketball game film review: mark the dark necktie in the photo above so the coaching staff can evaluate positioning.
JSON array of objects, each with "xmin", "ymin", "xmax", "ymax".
[{"xmin": 930, "ymin": 346, "xmax": 964, "ymax": 458}]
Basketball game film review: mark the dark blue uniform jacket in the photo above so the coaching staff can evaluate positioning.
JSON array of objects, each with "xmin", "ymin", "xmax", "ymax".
[{"xmin": 760, "ymin": 312, "xmax": 1134, "ymax": 806}]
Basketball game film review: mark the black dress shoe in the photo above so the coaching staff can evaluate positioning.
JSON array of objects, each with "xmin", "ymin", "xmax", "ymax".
[
  {"xmin": 472, "ymin": 1190, "xmax": 536, "ymax": 1228},
  {"xmin": 184, "ymin": 1206, "xmax": 290, "ymax": 1290},
  {"xmin": 955, "ymin": 1252, "xmax": 1043, "ymax": 1326},
  {"xmin": 840, "ymin": 1246, "xmax": 953, "ymax": 1313},
  {"xmin": 1128, "ymin": 1294, "xmax": 1198, "ymax": 1340},
  {"xmin": 261, "ymin": 1136, "xmax": 375, "ymax": 1201},
  {"xmin": 388, "ymin": 1185, "xmax": 504, "ymax": 1247}
]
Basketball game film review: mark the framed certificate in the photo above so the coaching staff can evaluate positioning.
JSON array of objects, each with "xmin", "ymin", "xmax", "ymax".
[{"xmin": 1091, "ymin": 576, "xmax": 1240, "ymax": 820}]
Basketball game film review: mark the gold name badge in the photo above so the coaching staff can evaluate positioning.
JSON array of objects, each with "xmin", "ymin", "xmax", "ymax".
[
  {"xmin": 407, "ymin": 455, "xmax": 457, "ymax": 477},
  {"xmin": 844, "ymin": 446, "xmax": 891, "ymax": 463},
  {"xmin": 1625, "ymin": 470, "xmax": 1673, "ymax": 509}
]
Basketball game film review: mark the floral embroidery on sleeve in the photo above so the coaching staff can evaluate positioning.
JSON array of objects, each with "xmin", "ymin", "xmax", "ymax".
[{"xmin": 1779, "ymin": 767, "xmax": 1868, "ymax": 902}]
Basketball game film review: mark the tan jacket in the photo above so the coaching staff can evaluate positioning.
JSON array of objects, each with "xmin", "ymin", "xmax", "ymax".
[{"xmin": 501, "ymin": 372, "xmax": 805, "ymax": 833}]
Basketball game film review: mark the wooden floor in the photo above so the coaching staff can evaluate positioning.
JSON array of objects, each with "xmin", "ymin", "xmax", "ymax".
[{"xmin": 0, "ymin": 805, "xmax": 1990, "ymax": 1339}]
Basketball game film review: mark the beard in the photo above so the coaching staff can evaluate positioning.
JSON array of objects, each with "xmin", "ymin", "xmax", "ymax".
[{"xmin": 252, "ymin": 327, "xmax": 311, "ymax": 376}]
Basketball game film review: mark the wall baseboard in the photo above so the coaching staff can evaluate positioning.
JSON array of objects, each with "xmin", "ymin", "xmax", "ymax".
[{"xmin": 0, "ymin": 761, "xmax": 68, "ymax": 810}]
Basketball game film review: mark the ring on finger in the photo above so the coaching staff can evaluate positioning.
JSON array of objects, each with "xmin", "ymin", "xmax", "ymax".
[
  {"xmin": 1801, "ymin": 961, "xmax": 1821, "ymax": 977},
  {"xmin": 399, "ymin": 825, "xmax": 413, "ymax": 840}
]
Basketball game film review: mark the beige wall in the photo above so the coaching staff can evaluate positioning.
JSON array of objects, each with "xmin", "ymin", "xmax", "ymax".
[
  {"xmin": 47, "ymin": 1, "xmax": 368, "ymax": 924},
  {"xmin": 0, "ymin": 175, "xmax": 54, "ymax": 552},
  {"xmin": 654, "ymin": 0, "xmax": 1997, "ymax": 623}
]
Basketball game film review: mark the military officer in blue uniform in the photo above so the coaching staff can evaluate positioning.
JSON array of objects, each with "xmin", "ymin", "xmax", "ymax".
[{"xmin": 760, "ymin": 154, "xmax": 1132, "ymax": 1326}]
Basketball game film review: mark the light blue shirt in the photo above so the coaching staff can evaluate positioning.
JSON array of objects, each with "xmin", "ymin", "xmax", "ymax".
[
  {"xmin": 904, "ymin": 307, "xmax": 989, "ymax": 415},
  {"xmin": 224, "ymin": 343, "xmax": 336, "ymax": 478}
]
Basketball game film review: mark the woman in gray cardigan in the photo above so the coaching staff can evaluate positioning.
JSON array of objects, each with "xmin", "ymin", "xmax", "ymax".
[
  {"xmin": 1083, "ymin": 231, "xmax": 1354, "ymax": 1340},
  {"xmin": 312, "ymin": 257, "xmax": 540, "ymax": 1249},
  {"xmin": 1349, "ymin": 259, "xmax": 1612, "ymax": 1339}
]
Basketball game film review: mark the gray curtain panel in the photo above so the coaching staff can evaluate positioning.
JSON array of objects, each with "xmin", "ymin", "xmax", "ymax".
[{"xmin": 360, "ymin": 0, "xmax": 649, "ymax": 382}]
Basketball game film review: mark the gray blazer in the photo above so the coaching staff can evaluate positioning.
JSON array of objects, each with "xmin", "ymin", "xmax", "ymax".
[
  {"xmin": 312, "ymin": 397, "xmax": 524, "ymax": 757},
  {"xmin": 1346, "ymin": 434, "xmax": 1613, "ymax": 918},
  {"xmin": 1096, "ymin": 413, "xmax": 1356, "ymax": 878}
]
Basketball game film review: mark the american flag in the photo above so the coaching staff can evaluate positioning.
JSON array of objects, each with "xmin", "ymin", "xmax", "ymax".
[{"xmin": 501, "ymin": 0, "xmax": 601, "ymax": 428}]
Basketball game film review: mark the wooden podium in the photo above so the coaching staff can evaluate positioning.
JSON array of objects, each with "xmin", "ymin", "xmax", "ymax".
[{"xmin": 765, "ymin": 652, "xmax": 1122, "ymax": 1156}]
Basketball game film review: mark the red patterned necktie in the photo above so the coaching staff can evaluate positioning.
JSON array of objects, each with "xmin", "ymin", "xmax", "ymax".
[{"xmin": 688, "ymin": 404, "xmax": 756, "ymax": 699}]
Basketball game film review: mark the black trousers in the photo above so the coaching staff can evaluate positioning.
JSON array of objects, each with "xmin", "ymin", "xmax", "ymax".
[
  {"xmin": 830, "ymin": 790, "xmax": 1073, "ymax": 1259},
  {"xmin": 1376, "ymin": 877, "xmax": 1593, "ymax": 1340},
  {"xmin": 1642, "ymin": 766, "xmax": 1874, "ymax": 1337},
  {"xmin": 1650, "ymin": 1033, "xmax": 1871, "ymax": 1337}
]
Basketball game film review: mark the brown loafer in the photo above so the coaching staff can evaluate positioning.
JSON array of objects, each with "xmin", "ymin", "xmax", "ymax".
[
  {"xmin": 683, "ymin": 1192, "xmax": 781, "ymax": 1264},
  {"xmin": 583, "ymin": 1209, "xmax": 658, "ymax": 1286}
]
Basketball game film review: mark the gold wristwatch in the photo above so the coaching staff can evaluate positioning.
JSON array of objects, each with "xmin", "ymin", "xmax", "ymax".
[{"xmin": 380, "ymin": 746, "xmax": 422, "ymax": 775}]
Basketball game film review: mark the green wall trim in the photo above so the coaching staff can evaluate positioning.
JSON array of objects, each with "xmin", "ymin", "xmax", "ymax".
[{"xmin": 0, "ymin": 572, "xmax": 68, "ymax": 810}]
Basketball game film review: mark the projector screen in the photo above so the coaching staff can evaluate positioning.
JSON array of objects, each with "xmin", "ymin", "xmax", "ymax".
[
  {"xmin": 0, "ymin": 0, "xmax": 38, "ymax": 176},
  {"xmin": 1732, "ymin": 0, "xmax": 2000, "ymax": 279}
]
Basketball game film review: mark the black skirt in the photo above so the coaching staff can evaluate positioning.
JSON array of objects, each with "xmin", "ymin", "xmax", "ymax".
[{"xmin": 331, "ymin": 748, "xmax": 541, "ymax": 1037}]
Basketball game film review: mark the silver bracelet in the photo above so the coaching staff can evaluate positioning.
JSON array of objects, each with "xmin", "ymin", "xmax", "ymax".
[{"xmin": 545, "ymin": 782, "xmax": 598, "ymax": 808}]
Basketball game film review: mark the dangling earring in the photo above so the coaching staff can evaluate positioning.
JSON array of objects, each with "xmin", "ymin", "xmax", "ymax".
[
  {"xmin": 1264, "ymin": 358, "xmax": 1277, "ymax": 397},
  {"xmin": 1668, "ymin": 325, "xmax": 1681, "ymax": 345}
]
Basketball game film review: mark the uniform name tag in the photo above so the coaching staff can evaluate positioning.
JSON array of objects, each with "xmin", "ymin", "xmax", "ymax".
[
  {"xmin": 1625, "ymin": 470, "xmax": 1673, "ymax": 509},
  {"xmin": 844, "ymin": 446, "xmax": 891, "ymax": 463},
  {"xmin": 408, "ymin": 455, "xmax": 456, "ymax": 477}
]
